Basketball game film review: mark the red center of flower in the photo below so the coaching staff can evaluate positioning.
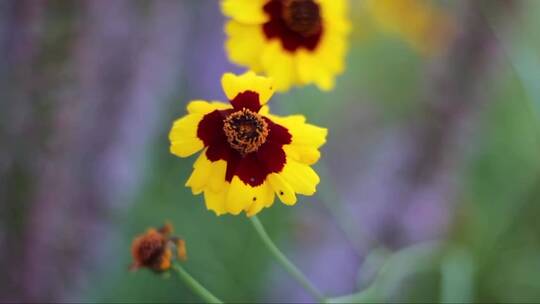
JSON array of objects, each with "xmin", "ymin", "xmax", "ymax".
[
  {"xmin": 282, "ymin": 0, "xmax": 322, "ymax": 37},
  {"xmin": 263, "ymin": 0, "xmax": 323, "ymax": 52},
  {"xmin": 197, "ymin": 91, "xmax": 292, "ymax": 187},
  {"xmin": 223, "ymin": 108, "xmax": 269, "ymax": 156}
]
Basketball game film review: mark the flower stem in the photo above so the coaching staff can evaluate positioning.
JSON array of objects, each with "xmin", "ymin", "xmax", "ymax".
[
  {"xmin": 172, "ymin": 263, "xmax": 223, "ymax": 304},
  {"xmin": 250, "ymin": 216, "xmax": 327, "ymax": 303}
]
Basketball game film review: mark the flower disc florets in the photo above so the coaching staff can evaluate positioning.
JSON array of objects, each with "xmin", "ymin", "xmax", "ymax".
[{"xmin": 223, "ymin": 108, "xmax": 269, "ymax": 155}]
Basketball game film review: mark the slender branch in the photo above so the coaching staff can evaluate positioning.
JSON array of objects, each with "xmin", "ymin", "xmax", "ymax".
[
  {"xmin": 250, "ymin": 216, "xmax": 327, "ymax": 303},
  {"xmin": 328, "ymin": 242, "xmax": 441, "ymax": 303},
  {"xmin": 317, "ymin": 162, "xmax": 385, "ymax": 254},
  {"xmin": 172, "ymin": 263, "xmax": 223, "ymax": 304}
]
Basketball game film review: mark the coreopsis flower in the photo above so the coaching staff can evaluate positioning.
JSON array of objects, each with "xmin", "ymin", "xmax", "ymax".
[
  {"xmin": 169, "ymin": 71, "xmax": 327, "ymax": 216},
  {"xmin": 222, "ymin": 0, "xmax": 350, "ymax": 92},
  {"xmin": 364, "ymin": 0, "xmax": 454, "ymax": 54},
  {"xmin": 130, "ymin": 223, "xmax": 187, "ymax": 272}
]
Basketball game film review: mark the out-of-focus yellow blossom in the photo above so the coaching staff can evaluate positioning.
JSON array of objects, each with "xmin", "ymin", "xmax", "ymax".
[
  {"xmin": 222, "ymin": 0, "xmax": 351, "ymax": 92},
  {"xmin": 364, "ymin": 0, "xmax": 455, "ymax": 54}
]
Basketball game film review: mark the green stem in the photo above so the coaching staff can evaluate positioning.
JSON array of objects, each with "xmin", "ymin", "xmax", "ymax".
[
  {"xmin": 250, "ymin": 216, "xmax": 327, "ymax": 303},
  {"xmin": 172, "ymin": 263, "xmax": 223, "ymax": 304},
  {"xmin": 317, "ymin": 162, "xmax": 384, "ymax": 254}
]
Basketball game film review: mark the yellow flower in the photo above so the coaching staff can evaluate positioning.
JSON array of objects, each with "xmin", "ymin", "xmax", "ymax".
[
  {"xmin": 169, "ymin": 72, "xmax": 327, "ymax": 216},
  {"xmin": 364, "ymin": 0, "xmax": 454, "ymax": 54},
  {"xmin": 222, "ymin": 0, "xmax": 350, "ymax": 92}
]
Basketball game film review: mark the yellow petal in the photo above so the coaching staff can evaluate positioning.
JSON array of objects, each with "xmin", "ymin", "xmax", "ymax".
[
  {"xmin": 275, "ymin": 114, "xmax": 328, "ymax": 147},
  {"xmin": 284, "ymin": 145, "xmax": 321, "ymax": 165},
  {"xmin": 315, "ymin": 32, "xmax": 348, "ymax": 74},
  {"xmin": 279, "ymin": 159, "xmax": 320, "ymax": 196},
  {"xmin": 185, "ymin": 152, "xmax": 228, "ymax": 195},
  {"xmin": 187, "ymin": 100, "xmax": 230, "ymax": 114},
  {"xmin": 185, "ymin": 152, "xmax": 213, "ymax": 194},
  {"xmin": 296, "ymin": 50, "xmax": 335, "ymax": 91},
  {"xmin": 365, "ymin": 0, "xmax": 452, "ymax": 54},
  {"xmin": 225, "ymin": 176, "xmax": 260, "ymax": 215},
  {"xmin": 245, "ymin": 181, "xmax": 275, "ymax": 217},
  {"xmin": 204, "ymin": 185, "xmax": 229, "ymax": 216},
  {"xmin": 225, "ymin": 21, "xmax": 266, "ymax": 72},
  {"xmin": 292, "ymin": 122, "xmax": 328, "ymax": 148},
  {"xmin": 221, "ymin": 71, "xmax": 275, "ymax": 105},
  {"xmin": 221, "ymin": 0, "xmax": 268, "ymax": 25},
  {"xmin": 266, "ymin": 113, "xmax": 327, "ymax": 165},
  {"xmin": 169, "ymin": 113, "xmax": 204, "ymax": 157},
  {"xmin": 318, "ymin": 0, "xmax": 351, "ymax": 34},
  {"xmin": 295, "ymin": 25, "xmax": 350, "ymax": 91},
  {"xmin": 261, "ymin": 41, "xmax": 296, "ymax": 92},
  {"xmin": 267, "ymin": 173, "xmax": 297, "ymax": 206},
  {"xmin": 207, "ymin": 160, "xmax": 228, "ymax": 193}
]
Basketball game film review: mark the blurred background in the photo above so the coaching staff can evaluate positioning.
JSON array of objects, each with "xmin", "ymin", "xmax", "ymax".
[{"xmin": 2, "ymin": 0, "xmax": 540, "ymax": 302}]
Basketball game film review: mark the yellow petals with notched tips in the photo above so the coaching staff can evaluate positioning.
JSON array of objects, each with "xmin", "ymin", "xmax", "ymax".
[
  {"xmin": 268, "ymin": 114, "xmax": 328, "ymax": 165},
  {"xmin": 224, "ymin": 178, "xmax": 274, "ymax": 216},
  {"xmin": 186, "ymin": 153, "xmax": 228, "ymax": 196},
  {"xmin": 267, "ymin": 173, "xmax": 297, "ymax": 206},
  {"xmin": 283, "ymin": 145, "xmax": 321, "ymax": 166},
  {"xmin": 185, "ymin": 151, "xmax": 213, "ymax": 195},
  {"xmin": 221, "ymin": 71, "xmax": 275, "ymax": 104},
  {"xmin": 170, "ymin": 100, "xmax": 234, "ymax": 158},
  {"xmin": 169, "ymin": 114, "xmax": 205, "ymax": 158},
  {"xmin": 226, "ymin": 177, "xmax": 258, "ymax": 215},
  {"xmin": 187, "ymin": 100, "xmax": 231, "ymax": 115},
  {"xmin": 271, "ymin": 114, "xmax": 328, "ymax": 148},
  {"xmin": 204, "ymin": 185, "xmax": 229, "ymax": 216},
  {"xmin": 245, "ymin": 182, "xmax": 275, "ymax": 216},
  {"xmin": 279, "ymin": 159, "xmax": 320, "ymax": 196}
]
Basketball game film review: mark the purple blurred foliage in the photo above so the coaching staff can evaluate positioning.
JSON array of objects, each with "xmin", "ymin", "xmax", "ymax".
[
  {"xmin": 182, "ymin": 1, "xmax": 240, "ymax": 101},
  {"xmin": 0, "ymin": 0, "xmax": 193, "ymax": 301}
]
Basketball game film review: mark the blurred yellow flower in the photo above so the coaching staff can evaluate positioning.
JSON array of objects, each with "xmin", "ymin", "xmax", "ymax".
[
  {"xmin": 222, "ymin": 0, "xmax": 350, "ymax": 92},
  {"xmin": 169, "ymin": 72, "xmax": 327, "ymax": 216},
  {"xmin": 364, "ymin": 0, "xmax": 454, "ymax": 54}
]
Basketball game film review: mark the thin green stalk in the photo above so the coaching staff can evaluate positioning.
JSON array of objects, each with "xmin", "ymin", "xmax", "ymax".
[
  {"xmin": 317, "ymin": 162, "xmax": 385, "ymax": 254},
  {"xmin": 172, "ymin": 263, "xmax": 223, "ymax": 304},
  {"xmin": 328, "ymin": 241, "xmax": 441, "ymax": 303},
  {"xmin": 250, "ymin": 216, "xmax": 327, "ymax": 303}
]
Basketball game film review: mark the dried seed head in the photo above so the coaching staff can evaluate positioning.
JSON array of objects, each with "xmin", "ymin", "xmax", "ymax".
[{"xmin": 130, "ymin": 223, "xmax": 186, "ymax": 272}]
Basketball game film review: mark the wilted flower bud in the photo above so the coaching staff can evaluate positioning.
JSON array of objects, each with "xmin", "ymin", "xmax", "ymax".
[{"xmin": 130, "ymin": 222, "xmax": 187, "ymax": 272}]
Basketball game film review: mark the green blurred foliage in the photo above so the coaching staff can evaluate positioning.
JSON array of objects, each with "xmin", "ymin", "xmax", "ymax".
[{"xmin": 78, "ymin": 1, "xmax": 540, "ymax": 303}]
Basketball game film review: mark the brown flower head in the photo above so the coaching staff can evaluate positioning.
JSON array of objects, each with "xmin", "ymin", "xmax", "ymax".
[{"xmin": 130, "ymin": 222, "xmax": 187, "ymax": 272}]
